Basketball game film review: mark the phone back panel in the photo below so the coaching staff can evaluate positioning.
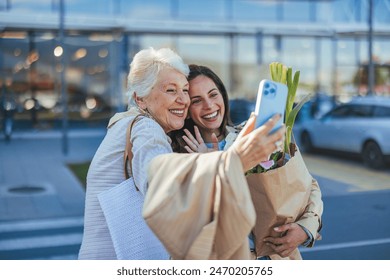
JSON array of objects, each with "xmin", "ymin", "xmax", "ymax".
[{"xmin": 254, "ymin": 79, "xmax": 288, "ymax": 134}]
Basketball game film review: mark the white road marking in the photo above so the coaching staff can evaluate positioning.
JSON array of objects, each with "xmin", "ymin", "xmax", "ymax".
[
  {"xmin": 300, "ymin": 238, "xmax": 390, "ymax": 252},
  {"xmin": 0, "ymin": 233, "xmax": 83, "ymax": 250},
  {"xmin": 0, "ymin": 216, "xmax": 84, "ymax": 233}
]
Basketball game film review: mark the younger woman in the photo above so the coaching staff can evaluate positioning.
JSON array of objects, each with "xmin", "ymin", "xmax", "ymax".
[{"xmin": 170, "ymin": 64, "xmax": 323, "ymax": 259}]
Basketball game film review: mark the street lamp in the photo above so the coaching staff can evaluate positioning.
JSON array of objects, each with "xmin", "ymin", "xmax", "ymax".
[
  {"xmin": 367, "ymin": 0, "xmax": 375, "ymax": 95},
  {"xmin": 58, "ymin": 0, "xmax": 68, "ymax": 155}
]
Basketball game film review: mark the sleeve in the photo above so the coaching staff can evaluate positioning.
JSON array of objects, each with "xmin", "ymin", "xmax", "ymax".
[
  {"xmin": 130, "ymin": 117, "xmax": 173, "ymax": 195},
  {"xmin": 295, "ymin": 178, "xmax": 323, "ymax": 247},
  {"xmin": 143, "ymin": 149, "xmax": 256, "ymax": 260},
  {"xmin": 298, "ymin": 225, "xmax": 314, "ymax": 247}
]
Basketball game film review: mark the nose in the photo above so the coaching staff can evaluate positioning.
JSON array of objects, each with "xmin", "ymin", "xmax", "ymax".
[
  {"xmin": 176, "ymin": 89, "xmax": 190, "ymax": 106},
  {"xmin": 204, "ymin": 98, "xmax": 213, "ymax": 109}
]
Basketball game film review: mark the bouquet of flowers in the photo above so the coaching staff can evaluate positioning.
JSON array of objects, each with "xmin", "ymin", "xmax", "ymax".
[
  {"xmin": 246, "ymin": 62, "xmax": 311, "ymax": 174},
  {"xmin": 246, "ymin": 62, "xmax": 318, "ymax": 258}
]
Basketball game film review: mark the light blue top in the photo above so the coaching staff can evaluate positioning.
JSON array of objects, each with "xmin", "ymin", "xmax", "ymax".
[{"xmin": 205, "ymin": 139, "xmax": 226, "ymax": 151}]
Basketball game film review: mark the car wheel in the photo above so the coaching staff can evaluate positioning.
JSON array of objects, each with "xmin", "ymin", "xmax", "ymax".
[
  {"xmin": 300, "ymin": 131, "xmax": 313, "ymax": 153},
  {"xmin": 362, "ymin": 141, "xmax": 385, "ymax": 169}
]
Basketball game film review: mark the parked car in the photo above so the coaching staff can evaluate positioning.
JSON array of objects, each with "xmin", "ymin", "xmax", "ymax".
[
  {"xmin": 299, "ymin": 96, "xmax": 390, "ymax": 169},
  {"xmin": 229, "ymin": 98, "xmax": 255, "ymax": 125}
]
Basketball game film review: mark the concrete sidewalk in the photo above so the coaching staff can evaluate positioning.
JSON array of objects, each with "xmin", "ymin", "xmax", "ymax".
[
  {"xmin": 0, "ymin": 129, "xmax": 105, "ymax": 259},
  {"xmin": 0, "ymin": 127, "xmax": 380, "ymax": 259}
]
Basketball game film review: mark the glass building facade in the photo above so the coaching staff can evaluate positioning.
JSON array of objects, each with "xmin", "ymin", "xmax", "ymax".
[{"xmin": 1, "ymin": 0, "xmax": 390, "ymax": 130}]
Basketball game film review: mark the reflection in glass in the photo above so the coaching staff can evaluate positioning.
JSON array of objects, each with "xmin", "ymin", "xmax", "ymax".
[
  {"xmin": 177, "ymin": 0, "xmax": 225, "ymax": 20},
  {"xmin": 120, "ymin": 0, "xmax": 171, "ymax": 19},
  {"xmin": 232, "ymin": 0, "xmax": 278, "ymax": 21},
  {"xmin": 54, "ymin": 46, "xmax": 63, "ymax": 57},
  {"xmin": 176, "ymin": 35, "xmax": 230, "ymax": 93}
]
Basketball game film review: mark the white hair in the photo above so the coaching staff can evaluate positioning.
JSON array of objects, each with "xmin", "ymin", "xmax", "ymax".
[{"xmin": 127, "ymin": 47, "xmax": 189, "ymax": 108}]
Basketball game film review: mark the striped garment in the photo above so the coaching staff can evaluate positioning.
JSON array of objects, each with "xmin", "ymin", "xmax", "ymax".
[{"xmin": 78, "ymin": 115, "xmax": 172, "ymax": 259}]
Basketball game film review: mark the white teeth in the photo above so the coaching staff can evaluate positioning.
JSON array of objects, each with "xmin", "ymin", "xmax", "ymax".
[
  {"xmin": 203, "ymin": 111, "xmax": 218, "ymax": 119},
  {"xmin": 170, "ymin": 109, "xmax": 184, "ymax": 115}
]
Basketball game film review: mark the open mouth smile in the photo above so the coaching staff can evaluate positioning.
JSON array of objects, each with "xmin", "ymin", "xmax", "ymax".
[
  {"xmin": 169, "ymin": 109, "xmax": 186, "ymax": 117},
  {"xmin": 202, "ymin": 110, "xmax": 218, "ymax": 120}
]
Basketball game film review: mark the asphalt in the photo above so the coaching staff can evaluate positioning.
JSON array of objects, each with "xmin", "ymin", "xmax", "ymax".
[
  {"xmin": 0, "ymin": 128, "xmax": 105, "ymax": 260},
  {"xmin": 0, "ymin": 128, "xmax": 389, "ymax": 260}
]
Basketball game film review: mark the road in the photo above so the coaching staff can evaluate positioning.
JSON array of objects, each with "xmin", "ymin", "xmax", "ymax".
[
  {"xmin": 1, "ymin": 141, "xmax": 389, "ymax": 260},
  {"xmin": 303, "ymin": 152, "xmax": 390, "ymax": 192},
  {"xmin": 300, "ymin": 151, "xmax": 390, "ymax": 260}
]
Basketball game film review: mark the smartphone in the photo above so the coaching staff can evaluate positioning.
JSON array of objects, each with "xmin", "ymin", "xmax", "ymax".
[{"xmin": 254, "ymin": 79, "xmax": 288, "ymax": 134}]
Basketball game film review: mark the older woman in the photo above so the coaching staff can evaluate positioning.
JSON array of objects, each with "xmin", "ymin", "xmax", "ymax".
[
  {"xmin": 78, "ymin": 47, "xmax": 190, "ymax": 260},
  {"xmin": 79, "ymin": 48, "xmax": 285, "ymax": 260}
]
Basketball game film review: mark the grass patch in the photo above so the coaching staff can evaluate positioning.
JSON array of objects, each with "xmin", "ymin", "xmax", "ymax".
[{"xmin": 68, "ymin": 162, "xmax": 90, "ymax": 189}]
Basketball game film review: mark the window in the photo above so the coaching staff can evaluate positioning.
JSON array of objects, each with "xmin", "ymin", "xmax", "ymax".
[
  {"xmin": 374, "ymin": 0, "xmax": 390, "ymax": 24},
  {"xmin": 8, "ymin": 0, "xmax": 53, "ymax": 13},
  {"xmin": 315, "ymin": 1, "xmax": 332, "ymax": 23},
  {"xmin": 328, "ymin": 106, "xmax": 350, "ymax": 118},
  {"xmin": 337, "ymin": 39, "xmax": 357, "ymax": 66},
  {"xmin": 176, "ymin": 35, "xmax": 230, "ymax": 93},
  {"xmin": 282, "ymin": 1, "xmax": 311, "ymax": 22},
  {"xmin": 318, "ymin": 38, "xmax": 333, "ymax": 93},
  {"xmin": 333, "ymin": 0, "xmax": 359, "ymax": 22},
  {"xmin": 232, "ymin": 0, "xmax": 279, "ymax": 21},
  {"xmin": 348, "ymin": 105, "xmax": 372, "ymax": 117},
  {"xmin": 281, "ymin": 37, "xmax": 317, "ymax": 95},
  {"xmin": 336, "ymin": 39, "xmax": 359, "ymax": 95},
  {"xmin": 234, "ymin": 35, "xmax": 259, "ymax": 99},
  {"xmin": 177, "ymin": 0, "xmax": 225, "ymax": 20},
  {"xmin": 120, "ymin": 0, "xmax": 171, "ymax": 19},
  {"xmin": 0, "ymin": 0, "xmax": 8, "ymax": 11},
  {"xmin": 65, "ymin": 0, "xmax": 111, "ymax": 15},
  {"xmin": 373, "ymin": 106, "xmax": 390, "ymax": 117}
]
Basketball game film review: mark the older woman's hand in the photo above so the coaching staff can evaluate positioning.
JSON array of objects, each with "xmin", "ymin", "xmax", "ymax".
[
  {"xmin": 182, "ymin": 126, "xmax": 219, "ymax": 153},
  {"xmin": 232, "ymin": 113, "xmax": 285, "ymax": 171}
]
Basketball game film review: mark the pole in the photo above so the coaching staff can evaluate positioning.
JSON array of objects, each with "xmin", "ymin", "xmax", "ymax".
[
  {"xmin": 59, "ymin": 0, "xmax": 68, "ymax": 155},
  {"xmin": 367, "ymin": 0, "xmax": 374, "ymax": 95}
]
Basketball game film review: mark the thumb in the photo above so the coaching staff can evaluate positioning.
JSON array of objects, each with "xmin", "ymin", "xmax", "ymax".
[{"xmin": 236, "ymin": 113, "xmax": 256, "ymax": 140}]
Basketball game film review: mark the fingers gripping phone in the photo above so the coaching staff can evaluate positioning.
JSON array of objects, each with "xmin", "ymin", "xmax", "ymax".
[{"xmin": 254, "ymin": 79, "xmax": 288, "ymax": 134}]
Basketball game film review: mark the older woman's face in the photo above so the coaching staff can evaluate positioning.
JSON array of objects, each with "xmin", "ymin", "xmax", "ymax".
[
  {"xmin": 188, "ymin": 75, "xmax": 225, "ymax": 137},
  {"xmin": 142, "ymin": 68, "xmax": 190, "ymax": 133}
]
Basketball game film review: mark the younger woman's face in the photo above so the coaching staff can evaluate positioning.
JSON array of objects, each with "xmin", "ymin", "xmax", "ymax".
[{"xmin": 188, "ymin": 75, "xmax": 225, "ymax": 138}]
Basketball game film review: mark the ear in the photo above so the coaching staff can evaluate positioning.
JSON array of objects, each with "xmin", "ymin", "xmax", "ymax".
[{"xmin": 134, "ymin": 93, "xmax": 147, "ymax": 110}]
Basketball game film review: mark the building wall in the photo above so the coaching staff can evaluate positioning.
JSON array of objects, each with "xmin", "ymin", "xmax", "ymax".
[{"xmin": 0, "ymin": 0, "xmax": 389, "ymax": 129}]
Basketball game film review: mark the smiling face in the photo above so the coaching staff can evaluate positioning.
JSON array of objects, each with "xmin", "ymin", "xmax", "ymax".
[
  {"xmin": 136, "ymin": 68, "xmax": 190, "ymax": 133},
  {"xmin": 188, "ymin": 75, "xmax": 225, "ymax": 140}
]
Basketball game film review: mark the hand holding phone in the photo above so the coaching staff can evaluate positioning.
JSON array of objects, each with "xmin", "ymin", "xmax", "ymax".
[{"xmin": 254, "ymin": 79, "xmax": 288, "ymax": 134}]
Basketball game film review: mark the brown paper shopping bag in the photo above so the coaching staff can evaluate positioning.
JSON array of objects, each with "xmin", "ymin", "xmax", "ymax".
[{"xmin": 246, "ymin": 144, "xmax": 312, "ymax": 257}]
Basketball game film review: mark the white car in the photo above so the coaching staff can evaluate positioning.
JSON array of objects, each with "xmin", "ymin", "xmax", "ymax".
[{"xmin": 299, "ymin": 96, "xmax": 390, "ymax": 169}]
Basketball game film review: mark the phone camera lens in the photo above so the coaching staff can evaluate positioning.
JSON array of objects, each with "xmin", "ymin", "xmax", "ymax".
[
  {"xmin": 264, "ymin": 83, "xmax": 270, "ymax": 88},
  {"xmin": 264, "ymin": 90, "xmax": 269, "ymax": 96}
]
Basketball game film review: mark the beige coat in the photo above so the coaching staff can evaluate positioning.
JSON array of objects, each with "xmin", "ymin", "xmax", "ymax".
[{"xmin": 143, "ymin": 149, "xmax": 256, "ymax": 260}]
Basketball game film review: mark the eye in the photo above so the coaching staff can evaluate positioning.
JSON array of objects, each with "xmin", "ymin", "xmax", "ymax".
[
  {"xmin": 166, "ymin": 88, "xmax": 177, "ymax": 94},
  {"xmin": 191, "ymin": 98, "xmax": 201, "ymax": 104},
  {"xmin": 210, "ymin": 91, "xmax": 219, "ymax": 98}
]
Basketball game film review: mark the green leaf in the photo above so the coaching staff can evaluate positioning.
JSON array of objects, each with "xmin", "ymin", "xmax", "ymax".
[
  {"xmin": 277, "ymin": 63, "xmax": 283, "ymax": 81},
  {"xmin": 269, "ymin": 62, "xmax": 276, "ymax": 81},
  {"xmin": 286, "ymin": 93, "xmax": 312, "ymax": 130}
]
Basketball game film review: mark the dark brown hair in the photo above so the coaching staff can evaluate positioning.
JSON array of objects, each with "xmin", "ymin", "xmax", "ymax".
[{"xmin": 169, "ymin": 64, "xmax": 233, "ymax": 152}]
